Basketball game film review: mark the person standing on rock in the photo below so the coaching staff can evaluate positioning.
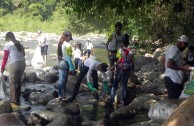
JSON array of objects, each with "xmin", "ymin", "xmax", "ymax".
[
  {"xmin": 106, "ymin": 22, "xmax": 123, "ymax": 87},
  {"xmin": 83, "ymin": 38, "xmax": 94, "ymax": 58},
  {"xmin": 38, "ymin": 30, "xmax": 48, "ymax": 66},
  {"xmin": 1, "ymin": 32, "xmax": 26, "ymax": 105},
  {"xmin": 107, "ymin": 34, "xmax": 133, "ymax": 106},
  {"xmin": 160, "ymin": 35, "xmax": 192, "ymax": 99},
  {"xmin": 57, "ymin": 30, "xmax": 75, "ymax": 100}
]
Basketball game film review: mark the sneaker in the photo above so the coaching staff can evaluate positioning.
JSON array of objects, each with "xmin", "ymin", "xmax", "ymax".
[{"xmin": 65, "ymin": 97, "xmax": 75, "ymax": 102}]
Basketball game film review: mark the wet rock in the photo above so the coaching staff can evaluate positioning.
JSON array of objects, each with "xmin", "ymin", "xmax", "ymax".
[
  {"xmin": 26, "ymin": 72, "xmax": 38, "ymax": 83},
  {"xmin": 0, "ymin": 113, "xmax": 26, "ymax": 126},
  {"xmin": 148, "ymin": 99, "xmax": 183, "ymax": 121},
  {"xmin": 29, "ymin": 91, "xmax": 54, "ymax": 105},
  {"xmin": 27, "ymin": 113, "xmax": 49, "ymax": 126},
  {"xmin": 130, "ymin": 120, "xmax": 163, "ymax": 126},
  {"xmin": 46, "ymin": 114, "xmax": 82, "ymax": 126},
  {"xmin": 110, "ymin": 106, "xmax": 136, "ymax": 119},
  {"xmin": 44, "ymin": 73, "xmax": 58, "ymax": 83},
  {"xmin": 163, "ymin": 95, "xmax": 194, "ymax": 126},
  {"xmin": 0, "ymin": 100, "xmax": 12, "ymax": 114}
]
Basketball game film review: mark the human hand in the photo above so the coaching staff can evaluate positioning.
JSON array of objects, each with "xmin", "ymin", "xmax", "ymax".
[{"xmin": 1, "ymin": 68, "xmax": 4, "ymax": 74}]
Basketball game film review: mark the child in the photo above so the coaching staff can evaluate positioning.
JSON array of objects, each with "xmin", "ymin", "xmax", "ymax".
[{"xmin": 108, "ymin": 34, "xmax": 133, "ymax": 106}]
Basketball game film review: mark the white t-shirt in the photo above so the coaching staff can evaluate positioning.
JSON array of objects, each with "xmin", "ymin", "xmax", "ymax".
[
  {"xmin": 84, "ymin": 57, "xmax": 107, "ymax": 82},
  {"xmin": 62, "ymin": 41, "xmax": 73, "ymax": 60},
  {"xmin": 38, "ymin": 35, "xmax": 47, "ymax": 46},
  {"xmin": 108, "ymin": 32, "xmax": 123, "ymax": 51},
  {"xmin": 4, "ymin": 41, "xmax": 25, "ymax": 65},
  {"xmin": 85, "ymin": 42, "xmax": 93, "ymax": 50},
  {"xmin": 164, "ymin": 45, "xmax": 185, "ymax": 84},
  {"xmin": 73, "ymin": 49, "xmax": 82, "ymax": 59}
]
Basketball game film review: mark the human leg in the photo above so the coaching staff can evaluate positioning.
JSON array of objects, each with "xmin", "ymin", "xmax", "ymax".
[
  {"xmin": 87, "ymin": 49, "xmax": 91, "ymax": 57},
  {"xmin": 110, "ymin": 70, "xmax": 122, "ymax": 103},
  {"xmin": 121, "ymin": 71, "xmax": 130, "ymax": 105},
  {"xmin": 74, "ymin": 58, "xmax": 79, "ymax": 70},
  {"xmin": 71, "ymin": 65, "xmax": 89, "ymax": 99},
  {"xmin": 9, "ymin": 60, "xmax": 26, "ymax": 105},
  {"xmin": 164, "ymin": 76, "xmax": 184, "ymax": 99},
  {"xmin": 58, "ymin": 61, "xmax": 69, "ymax": 99}
]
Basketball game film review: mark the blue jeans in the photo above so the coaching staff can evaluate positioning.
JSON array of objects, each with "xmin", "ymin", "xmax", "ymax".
[
  {"xmin": 86, "ymin": 49, "xmax": 91, "ymax": 57},
  {"xmin": 74, "ymin": 58, "xmax": 82, "ymax": 70},
  {"xmin": 58, "ymin": 61, "xmax": 69, "ymax": 98},
  {"xmin": 111, "ymin": 69, "xmax": 130, "ymax": 101}
]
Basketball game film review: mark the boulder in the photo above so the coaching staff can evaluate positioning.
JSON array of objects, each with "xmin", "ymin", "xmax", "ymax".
[{"xmin": 163, "ymin": 95, "xmax": 194, "ymax": 126}]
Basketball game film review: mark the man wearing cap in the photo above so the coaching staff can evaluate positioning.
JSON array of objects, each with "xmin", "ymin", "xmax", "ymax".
[
  {"xmin": 161, "ymin": 35, "xmax": 192, "ymax": 99},
  {"xmin": 38, "ymin": 30, "xmax": 48, "ymax": 66},
  {"xmin": 67, "ymin": 56, "xmax": 109, "ymax": 101},
  {"xmin": 57, "ymin": 30, "xmax": 75, "ymax": 100}
]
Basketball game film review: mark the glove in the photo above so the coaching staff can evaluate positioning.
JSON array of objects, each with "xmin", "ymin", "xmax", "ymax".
[
  {"xmin": 87, "ymin": 82, "xmax": 97, "ymax": 92},
  {"xmin": 103, "ymin": 81, "xmax": 109, "ymax": 94}
]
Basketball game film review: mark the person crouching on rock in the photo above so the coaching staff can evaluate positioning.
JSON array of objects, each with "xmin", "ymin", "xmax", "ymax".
[
  {"xmin": 67, "ymin": 56, "xmax": 109, "ymax": 101},
  {"xmin": 1, "ymin": 32, "xmax": 26, "ymax": 105}
]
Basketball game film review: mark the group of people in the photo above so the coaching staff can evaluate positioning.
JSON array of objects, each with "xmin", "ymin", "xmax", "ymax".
[{"xmin": 60, "ymin": 22, "xmax": 135, "ymax": 107}]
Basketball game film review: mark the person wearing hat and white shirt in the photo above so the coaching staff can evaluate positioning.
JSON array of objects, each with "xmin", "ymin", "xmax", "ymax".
[
  {"xmin": 83, "ymin": 38, "xmax": 94, "ymax": 58},
  {"xmin": 160, "ymin": 35, "xmax": 193, "ymax": 99},
  {"xmin": 37, "ymin": 30, "xmax": 48, "ymax": 66}
]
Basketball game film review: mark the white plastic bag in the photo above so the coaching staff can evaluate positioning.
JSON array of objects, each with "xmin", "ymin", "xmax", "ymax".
[{"xmin": 31, "ymin": 47, "xmax": 44, "ymax": 69}]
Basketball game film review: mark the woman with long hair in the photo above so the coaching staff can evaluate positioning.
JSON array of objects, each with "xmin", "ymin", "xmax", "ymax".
[
  {"xmin": 57, "ymin": 30, "xmax": 74, "ymax": 100},
  {"xmin": 1, "ymin": 32, "xmax": 26, "ymax": 105}
]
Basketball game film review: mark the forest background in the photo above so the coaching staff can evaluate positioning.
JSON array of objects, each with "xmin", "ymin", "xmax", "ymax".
[{"xmin": 1, "ymin": 0, "xmax": 194, "ymax": 50}]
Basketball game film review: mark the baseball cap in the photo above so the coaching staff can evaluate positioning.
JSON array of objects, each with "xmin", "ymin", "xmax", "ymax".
[
  {"xmin": 63, "ymin": 30, "xmax": 73, "ymax": 40},
  {"xmin": 178, "ymin": 35, "xmax": 189, "ymax": 43}
]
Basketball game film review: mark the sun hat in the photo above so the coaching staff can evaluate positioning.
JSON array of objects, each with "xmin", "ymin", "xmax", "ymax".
[{"xmin": 178, "ymin": 35, "xmax": 189, "ymax": 43}]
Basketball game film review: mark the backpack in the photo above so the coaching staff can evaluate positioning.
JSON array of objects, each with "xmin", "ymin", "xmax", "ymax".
[{"xmin": 118, "ymin": 47, "xmax": 131, "ymax": 70}]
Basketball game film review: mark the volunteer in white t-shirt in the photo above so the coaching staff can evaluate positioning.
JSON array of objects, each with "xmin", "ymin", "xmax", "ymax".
[
  {"xmin": 38, "ymin": 30, "xmax": 48, "ymax": 66},
  {"xmin": 1, "ymin": 32, "xmax": 26, "ymax": 105},
  {"xmin": 160, "ymin": 35, "xmax": 192, "ymax": 99},
  {"xmin": 83, "ymin": 39, "xmax": 94, "ymax": 58},
  {"xmin": 67, "ymin": 56, "xmax": 109, "ymax": 101}
]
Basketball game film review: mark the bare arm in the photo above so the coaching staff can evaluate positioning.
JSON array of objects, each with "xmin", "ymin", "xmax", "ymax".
[{"xmin": 167, "ymin": 59, "xmax": 191, "ymax": 71}]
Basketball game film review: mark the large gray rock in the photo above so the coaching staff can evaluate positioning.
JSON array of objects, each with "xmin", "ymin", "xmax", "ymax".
[
  {"xmin": 0, "ymin": 113, "xmax": 26, "ymax": 126},
  {"xmin": 0, "ymin": 100, "xmax": 12, "ymax": 114},
  {"xmin": 148, "ymin": 99, "xmax": 182, "ymax": 121},
  {"xmin": 46, "ymin": 114, "xmax": 81, "ymax": 126},
  {"xmin": 29, "ymin": 91, "xmax": 54, "ymax": 105}
]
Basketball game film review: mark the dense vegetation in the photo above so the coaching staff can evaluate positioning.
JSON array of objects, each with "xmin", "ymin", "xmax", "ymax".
[{"xmin": 1, "ymin": 0, "xmax": 194, "ymax": 48}]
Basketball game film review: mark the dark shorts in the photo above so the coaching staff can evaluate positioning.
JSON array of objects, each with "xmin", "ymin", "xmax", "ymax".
[{"xmin": 41, "ymin": 45, "xmax": 48, "ymax": 55}]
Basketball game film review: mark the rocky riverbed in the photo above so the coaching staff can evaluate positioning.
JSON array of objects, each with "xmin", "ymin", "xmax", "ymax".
[{"xmin": 0, "ymin": 31, "xmax": 189, "ymax": 126}]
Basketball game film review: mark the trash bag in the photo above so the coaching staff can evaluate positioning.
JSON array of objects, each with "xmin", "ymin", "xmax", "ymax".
[{"xmin": 31, "ymin": 47, "xmax": 44, "ymax": 69}]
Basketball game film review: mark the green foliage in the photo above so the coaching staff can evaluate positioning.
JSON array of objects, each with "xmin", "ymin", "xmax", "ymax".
[{"xmin": 1, "ymin": 0, "xmax": 194, "ymax": 50}]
